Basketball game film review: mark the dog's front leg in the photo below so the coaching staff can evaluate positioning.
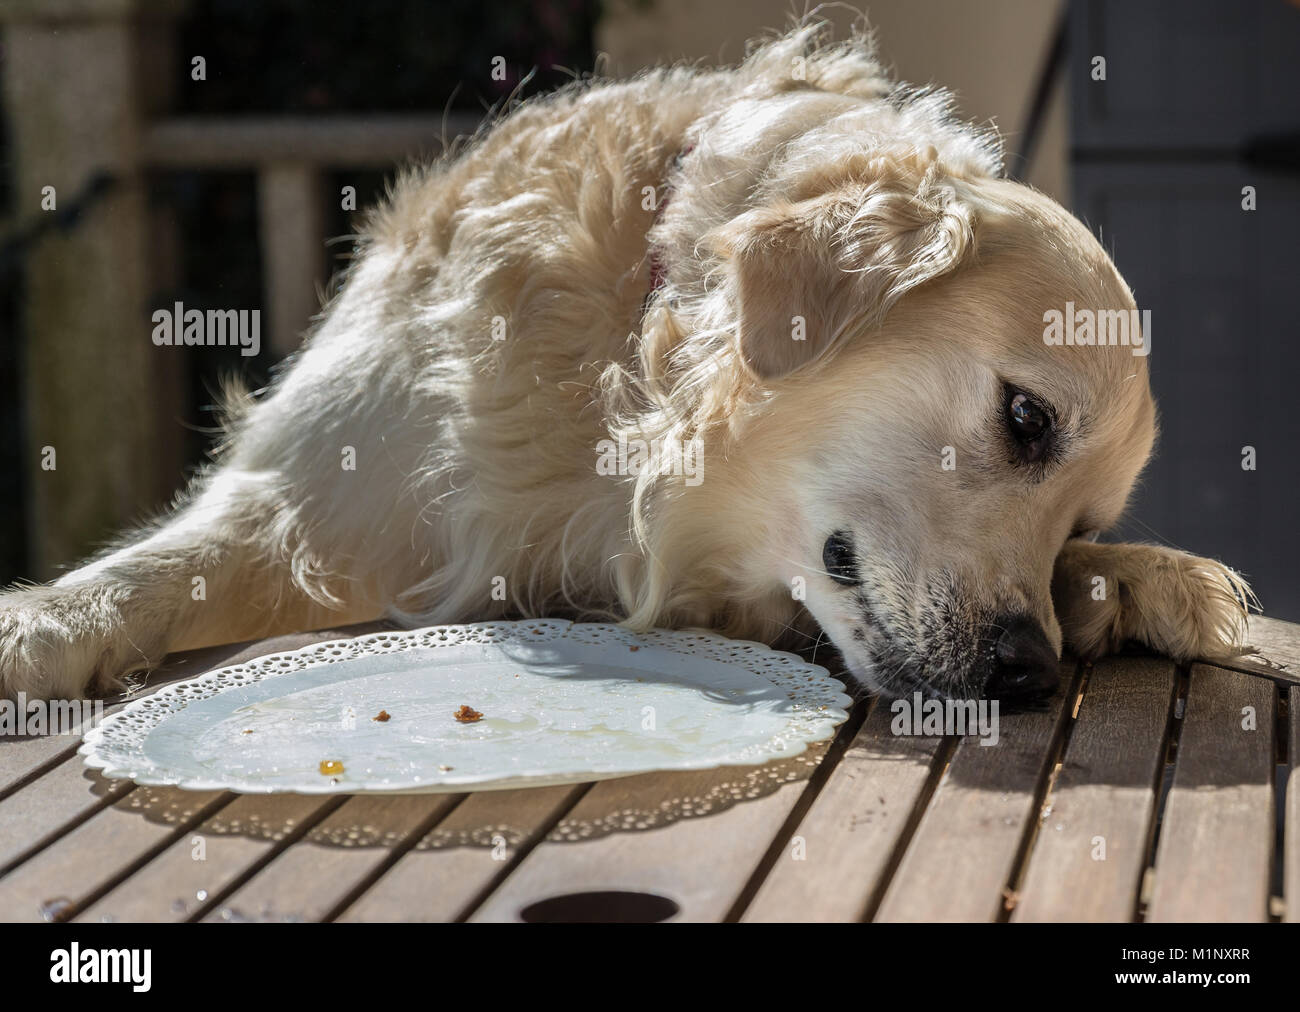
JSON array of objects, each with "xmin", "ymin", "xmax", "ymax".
[
  {"xmin": 0, "ymin": 464, "xmax": 371, "ymax": 701},
  {"xmin": 1, "ymin": 244, "xmax": 453, "ymax": 701},
  {"xmin": 1051, "ymin": 540, "xmax": 1253, "ymax": 664}
]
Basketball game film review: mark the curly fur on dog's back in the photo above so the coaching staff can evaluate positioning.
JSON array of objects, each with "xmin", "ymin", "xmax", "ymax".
[{"xmin": 349, "ymin": 18, "xmax": 1007, "ymax": 632}]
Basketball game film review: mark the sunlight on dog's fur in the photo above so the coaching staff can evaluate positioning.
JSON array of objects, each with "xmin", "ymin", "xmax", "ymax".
[{"xmin": 0, "ymin": 18, "xmax": 1253, "ymax": 704}]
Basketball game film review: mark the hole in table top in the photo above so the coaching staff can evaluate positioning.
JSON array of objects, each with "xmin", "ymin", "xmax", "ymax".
[{"xmin": 519, "ymin": 891, "xmax": 679, "ymax": 923}]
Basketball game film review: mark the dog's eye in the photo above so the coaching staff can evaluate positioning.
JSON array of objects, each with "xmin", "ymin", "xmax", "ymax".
[
  {"xmin": 1008, "ymin": 391, "xmax": 1047, "ymax": 440},
  {"xmin": 822, "ymin": 531, "xmax": 861, "ymax": 587},
  {"xmin": 1005, "ymin": 387, "xmax": 1052, "ymax": 462}
]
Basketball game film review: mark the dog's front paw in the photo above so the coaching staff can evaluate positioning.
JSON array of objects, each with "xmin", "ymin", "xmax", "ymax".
[
  {"xmin": 0, "ymin": 584, "xmax": 152, "ymax": 701},
  {"xmin": 1052, "ymin": 540, "xmax": 1253, "ymax": 664}
]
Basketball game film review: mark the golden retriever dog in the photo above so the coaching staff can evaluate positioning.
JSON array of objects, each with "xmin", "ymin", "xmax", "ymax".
[{"xmin": 0, "ymin": 21, "xmax": 1251, "ymax": 706}]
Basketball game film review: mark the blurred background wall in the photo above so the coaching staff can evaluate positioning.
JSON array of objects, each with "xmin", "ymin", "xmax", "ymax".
[
  {"xmin": 598, "ymin": 0, "xmax": 1071, "ymax": 202},
  {"xmin": 1, "ymin": 0, "xmax": 1297, "ymax": 620}
]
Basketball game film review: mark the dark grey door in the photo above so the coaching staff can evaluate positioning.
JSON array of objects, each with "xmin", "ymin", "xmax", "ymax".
[{"xmin": 1069, "ymin": 0, "xmax": 1300, "ymax": 621}]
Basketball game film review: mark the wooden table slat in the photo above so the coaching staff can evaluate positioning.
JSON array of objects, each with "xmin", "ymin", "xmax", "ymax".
[
  {"xmin": 199, "ymin": 794, "xmax": 461, "ymax": 922},
  {"xmin": 740, "ymin": 699, "xmax": 948, "ymax": 922},
  {"xmin": 873, "ymin": 660, "xmax": 1079, "ymax": 922},
  {"xmin": 0, "ymin": 755, "xmax": 134, "ymax": 874},
  {"xmin": 0, "ymin": 786, "xmax": 230, "ymax": 922},
  {"xmin": 74, "ymin": 792, "xmax": 343, "ymax": 923},
  {"xmin": 336, "ymin": 784, "xmax": 587, "ymax": 922},
  {"xmin": 0, "ymin": 734, "xmax": 95, "ymax": 802},
  {"xmin": 1221, "ymin": 615, "xmax": 1300, "ymax": 687},
  {"xmin": 1012, "ymin": 658, "xmax": 1175, "ymax": 922},
  {"xmin": 1146, "ymin": 665, "xmax": 1275, "ymax": 922},
  {"xmin": 467, "ymin": 750, "xmax": 827, "ymax": 922}
]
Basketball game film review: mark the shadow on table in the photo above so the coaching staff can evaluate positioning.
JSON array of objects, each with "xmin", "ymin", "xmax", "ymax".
[{"xmin": 68, "ymin": 739, "xmax": 836, "ymax": 849}]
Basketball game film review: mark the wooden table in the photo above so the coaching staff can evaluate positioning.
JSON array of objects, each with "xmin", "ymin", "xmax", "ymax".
[{"xmin": 2, "ymin": 617, "xmax": 1298, "ymax": 923}]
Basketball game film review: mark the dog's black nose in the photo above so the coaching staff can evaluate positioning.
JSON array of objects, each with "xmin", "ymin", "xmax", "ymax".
[{"xmin": 985, "ymin": 616, "xmax": 1060, "ymax": 704}]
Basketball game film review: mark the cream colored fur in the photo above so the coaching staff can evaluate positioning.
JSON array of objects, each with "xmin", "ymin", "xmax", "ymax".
[{"xmin": 0, "ymin": 20, "xmax": 1251, "ymax": 702}]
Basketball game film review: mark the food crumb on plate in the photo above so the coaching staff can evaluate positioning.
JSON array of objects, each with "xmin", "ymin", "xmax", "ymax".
[
  {"xmin": 372, "ymin": 710, "xmax": 391, "ymax": 722},
  {"xmin": 454, "ymin": 705, "xmax": 483, "ymax": 723},
  {"xmin": 439, "ymin": 764, "xmax": 454, "ymax": 772},
  {"xmin": 319, "ymin": 759, "xmax": 344, "ymax": 776}
]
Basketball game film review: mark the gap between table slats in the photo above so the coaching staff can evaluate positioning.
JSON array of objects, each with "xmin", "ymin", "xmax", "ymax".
[
  {"xmin": 334, "ymin": 783, "xmax": 591, "ymax": 922},
  {"xmin": 1145, "ymin": 665, "xmax": 1275, "ymax": 922},
  {"xmin": 196, "ymin": 794, "xmax": 462, "ymax": 922},
  {"xmin": 738, "ymin": 696, "xmax": 951, "ymax": 922},
  {"xmin": 74, "ymin": 781, "xmax": 594, "ymax": 923},
  {"xmin": 74, "ymin": 792, "xmax": 348, "ymax": 922},
  {"xmin": 1011, "ymin": 658, "xmax": 1176, "ymax": 922},
  {"xmin": 465, "ymin": 743, "xmax": 839, "ymax": 922},
  {"xmin": 0, "ymin": 784, "xmax": 233, "ymax": 922},
  {"xmin": 0, "ymin": 755, "xmax": 135, "ymax": 877},
  {"xmin": 872, "ymin": 659, "xmax": 1082, "ymax": 922}
]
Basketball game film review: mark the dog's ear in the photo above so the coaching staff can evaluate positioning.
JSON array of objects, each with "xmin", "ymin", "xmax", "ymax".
[{"xmin": 710, "ymin": 169, "xmax": 976, "ymax": 380}]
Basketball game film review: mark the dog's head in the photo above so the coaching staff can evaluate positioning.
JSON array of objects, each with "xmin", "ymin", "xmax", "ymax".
[
  {"xmin": 695, "ymin": 156, "xmax": 1156, "ymax": 704},
  {"xmin": 617, "ymin": 36, "xmax": 1159, "ymax": 704}
]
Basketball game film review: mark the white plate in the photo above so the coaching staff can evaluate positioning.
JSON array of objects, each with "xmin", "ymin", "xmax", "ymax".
[{"xmin": 79, "ymin": 620, "xmax": 852, "ymax": 794}]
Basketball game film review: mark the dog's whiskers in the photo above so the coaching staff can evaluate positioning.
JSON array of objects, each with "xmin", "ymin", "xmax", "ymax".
[{"xmin": 766, "ymin": 614, "xmax": 824, "ymax": 646}]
